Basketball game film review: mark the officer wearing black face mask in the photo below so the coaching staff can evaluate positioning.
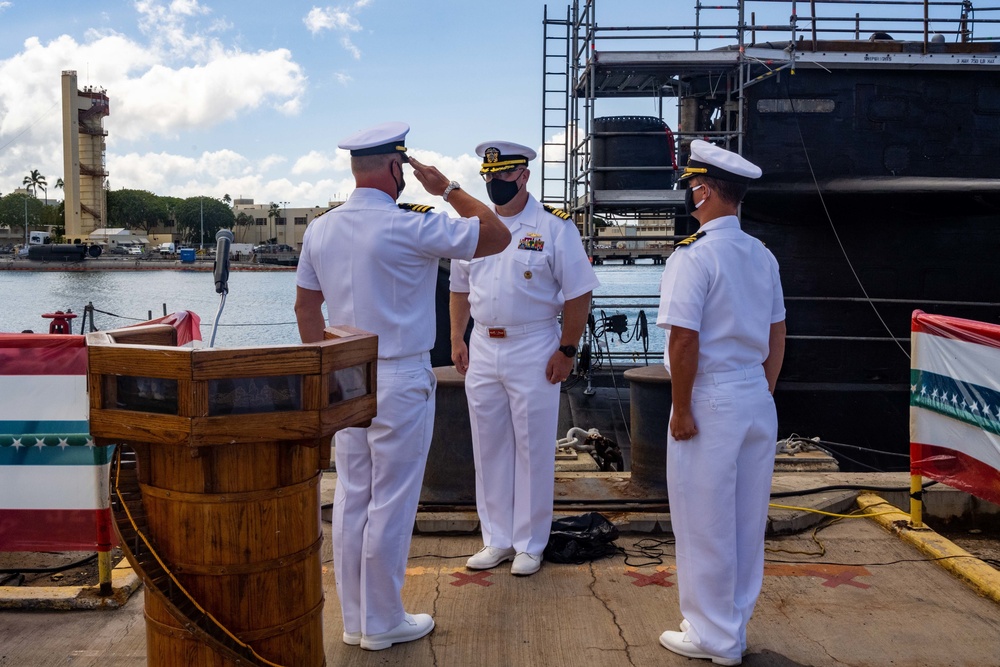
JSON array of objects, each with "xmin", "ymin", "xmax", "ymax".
[{"xmin": 448, "ymin": 140, "xmax": 600, "ymax": 577}]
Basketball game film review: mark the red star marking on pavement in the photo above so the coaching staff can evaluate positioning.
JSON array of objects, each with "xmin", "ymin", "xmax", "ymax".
[
  {"xmin": 766, "ymin": 563, "xmax": 871, "ymax": 589},
  {"xmin": 625, "ymin": 570, "xmax": 675, "ymax": 587},
  {"xmin": 801, "ymin": 568, "xmax": 872, "ymax": 589},
  {"xmin": 450, "ymin": 571, "xmax": 494, "ymax": 587}
]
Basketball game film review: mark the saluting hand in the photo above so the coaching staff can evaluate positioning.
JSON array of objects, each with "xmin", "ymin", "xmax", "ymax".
[{"xmin": 408, "ymin": 157, "xmax": 450, "ymax": 196}]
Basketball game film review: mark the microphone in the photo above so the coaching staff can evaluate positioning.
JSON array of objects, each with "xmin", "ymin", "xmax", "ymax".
[{"xmin": 213, "ymin": 229, "xmax": 234, "ymax": 294}]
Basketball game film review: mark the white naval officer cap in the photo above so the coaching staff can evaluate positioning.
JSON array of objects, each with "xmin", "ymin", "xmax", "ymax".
[
  {"xmin": 475, "ymin": 140, "xmax": 537, "ymax": 174},
  {"xmin": 678, "ymin": 139, "xmax": 762, "ymax": 184},
  {"xmin": 339, "ymin": 121, "xmax": 410, "ymax": 163}
]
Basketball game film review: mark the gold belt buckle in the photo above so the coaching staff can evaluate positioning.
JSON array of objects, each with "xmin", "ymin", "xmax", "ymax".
[{"xmin": 488, "ymin": 327, "xmax": 506, "ymax": 339}]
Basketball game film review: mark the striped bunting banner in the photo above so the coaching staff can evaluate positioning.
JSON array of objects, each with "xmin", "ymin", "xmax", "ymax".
[
  {"xmin": 910, "ymin": 311, "xmax": 1000, "ymax": 506},
  {"xmin": 0, "ymin": 334, "xmax": 114, "ymax": 552}
]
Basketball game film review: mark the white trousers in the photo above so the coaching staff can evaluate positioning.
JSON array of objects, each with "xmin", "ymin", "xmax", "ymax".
[
  {"xmin": 466, "ymin": 323, "xmax": 561, "ymax": 555},
  {"xmin": 666, "ymin": 368, "xmax": 776, "ymax": 662},
  {"xmin": 331, "ymin": 353, "xmax": 436, "ymax": 636}
]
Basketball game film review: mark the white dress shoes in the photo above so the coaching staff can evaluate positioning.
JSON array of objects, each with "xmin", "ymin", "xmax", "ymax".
[
  {"xmin": 342, "ymin": 630, "xmax": 361, "ymax": 646},
  {"xmin": 659, "ymin": 630, "xmax": 741, "ymax": 666},
  {"xmin": 466, "ymin": 546, "xmax": 516, "ymax": 570},
  {"xmin": 511, "ymin": 552, "xmax": 542, "ymax": 576},
  {"xmin": 360, "ymin": 613, "xmax": 434, "ymax": 651},
  {"xmin": 679, "ymin": 619, "xmax": 748, "ymax": 655}
]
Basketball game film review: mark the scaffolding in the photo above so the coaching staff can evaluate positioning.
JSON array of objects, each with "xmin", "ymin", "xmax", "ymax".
[
  {"xmin": 540, "ymin": 0, "xmax": 1000, "ymax": 386},
  {"xmin": 542, "ymin": 0, "xmax": 1000, "ymax": 246}
]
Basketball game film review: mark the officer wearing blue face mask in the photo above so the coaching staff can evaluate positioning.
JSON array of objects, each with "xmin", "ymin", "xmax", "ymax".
[
  {"xmin": 449, "ymin": 140, "xmax": 600, "ymax": 577},
  {"xmin": 656, "ymin": 140, "xmax": 786, "ymax": 666}
]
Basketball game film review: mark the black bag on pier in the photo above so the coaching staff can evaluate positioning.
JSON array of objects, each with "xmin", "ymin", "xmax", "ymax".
[{"xmin": 544, "ymin": 512, "xmax": 620, "ymax": 564}]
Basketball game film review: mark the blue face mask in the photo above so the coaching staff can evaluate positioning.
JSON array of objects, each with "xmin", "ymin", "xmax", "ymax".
[
  {"xmin": 486, "ymin": 175, "xmax": 522, "ymax": 206},
  {"xmin": 684, "ymin": 184, "xmax": 705, "ymax": 217}
]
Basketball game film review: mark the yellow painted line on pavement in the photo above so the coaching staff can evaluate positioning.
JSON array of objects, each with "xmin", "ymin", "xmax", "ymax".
[{"xmin": 857, "ymin": 493, "xmax": 1000, "ymax": 605}]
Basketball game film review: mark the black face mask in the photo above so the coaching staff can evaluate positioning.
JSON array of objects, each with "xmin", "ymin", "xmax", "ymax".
[
  {"xmin": 486, "ymin": 177, "xmax": 521, "ymax": 206},
  {"xmin": 684, "ymin": 184, "xmax": 705, "ymax": 217},
  {"xmin": 391, "ymin": 162, "xmax": 405, "ymax": 198}
]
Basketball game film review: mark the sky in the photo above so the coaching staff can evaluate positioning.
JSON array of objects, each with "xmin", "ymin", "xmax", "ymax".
[
  {"xmin": 0, "ymin": 0, "xmax": 708, "ymax": 209},
  {"xmin": 0, "ymin": 1, "xmax": 953, "ymax": 209}
]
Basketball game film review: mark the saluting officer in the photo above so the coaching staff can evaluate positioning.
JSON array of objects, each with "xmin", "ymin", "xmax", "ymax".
[
  {"xmin": 295, "ymin": 122, "xmax": 510, "ymax": 651},
  {"xmin": 450, "ymin": 140, "xmax": 600, "ymax": 576},
  {"xmin": 656, "ymin": 140, "xmax": 786, "ymax": 666}
]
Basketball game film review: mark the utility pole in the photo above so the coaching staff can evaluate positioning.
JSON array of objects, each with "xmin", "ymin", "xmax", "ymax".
[
  {"xmin": 23, "ymin": 195, "xmax": 28, "ymax": 246},
  {"xmin": 200, "ymin": 198, "xmax": 204, "ymax": 251}
]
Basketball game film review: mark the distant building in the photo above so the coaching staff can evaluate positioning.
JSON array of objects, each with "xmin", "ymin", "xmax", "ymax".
[
  {"xmin": 62, "ymin": 70, "xmax": 109, "ymax": 244},
  {"xmin": 229, "ymin": 200, "xmax": 343, "ymax": 249},
  {"xmin": 88, "ymin": 227, "xmax": 149, "ymax": 249}
]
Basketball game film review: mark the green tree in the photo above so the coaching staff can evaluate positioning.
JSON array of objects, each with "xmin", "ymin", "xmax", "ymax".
[
  {"xmin": 0, "ymin": 192, "xmax": 43, "ymax": 241},
  {"xmin": 222, "ymin": 193, "xmax": 232, "ymax": 207},
  {"xmin": 107, "ymin": 189, "xmax": 170, "ymax": 234},
  {"xmin": 174, "ymin": 196, "xmax": 235, "ymax": 246},
  {"xmin": 23, "ymin": 169, "xmax": 46, "ymax": 203},
  {"xmin": 266, "ymin": 202, "xmax": 281, "ymax": 245},
  {"xmin": 234, "ymin": 211, "xmax": 254, "ymax": 242}
]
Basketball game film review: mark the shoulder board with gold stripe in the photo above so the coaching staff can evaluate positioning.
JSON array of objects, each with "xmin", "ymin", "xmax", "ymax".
[
  {"xmin": 398, "ymin": 203, "xmax": 435, "ymax": 213},
  {"xmin": 543, "ymin": 204, "xmax": 571, "ymax": 220},
  {"xmin": 673, "ymin": 231, "xmax": 706, "ymax": 249}
]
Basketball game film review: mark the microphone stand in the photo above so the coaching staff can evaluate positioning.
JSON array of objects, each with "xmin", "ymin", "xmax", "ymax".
[{"xmin": 209, "ymin": 229, "xmax": 234, "ymax": 348}]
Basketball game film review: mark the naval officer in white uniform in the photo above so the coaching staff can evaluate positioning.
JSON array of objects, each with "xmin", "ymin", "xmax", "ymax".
[
  {"xmin": 295, "ymin": 122, "xmax": 510, "ymax": 651},
  {"xmin": 450, "ymin": 141, "xmax": 600, "ymax": 576},
  {"xmin": 656, "ymin": 140, "xmax": 786, "ymax": 666}
]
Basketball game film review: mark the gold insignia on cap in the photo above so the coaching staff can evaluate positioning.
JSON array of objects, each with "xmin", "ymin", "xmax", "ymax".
[
  {"xmin": 524, "ymin": 270, "xmax": 533, "ymax": 279},
  {"xmin": 485, "ymin": 147, "xmax": 500, "ymax": 164}
]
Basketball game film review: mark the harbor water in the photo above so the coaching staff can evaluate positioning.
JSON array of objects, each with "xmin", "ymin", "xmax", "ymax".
[{"xmin": 0, "ymin": 262, "xmax": 667, "ymax": 355}]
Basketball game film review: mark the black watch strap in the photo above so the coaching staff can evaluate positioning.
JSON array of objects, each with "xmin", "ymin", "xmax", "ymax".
[{"xmin": 558, "ymin": 344, "xmax": 577, "ymax": 358}]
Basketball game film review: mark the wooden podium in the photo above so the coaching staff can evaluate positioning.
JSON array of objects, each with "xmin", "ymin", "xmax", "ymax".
[{"xmin": 86, "ymin": 324, "xmax": 377, "ymax": 667}]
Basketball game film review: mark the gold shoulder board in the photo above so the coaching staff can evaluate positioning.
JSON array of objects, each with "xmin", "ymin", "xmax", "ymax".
[
  {"xmin": 398, "ymin": 203, "xmax": 434, "ymax": 213},
  {"xmin": 543, "ymin": 204, "xmax": 571, "ymax": 220},
  {"xmin": 674, "ymin": 231, "xmax": 706, "ymax": 249}
]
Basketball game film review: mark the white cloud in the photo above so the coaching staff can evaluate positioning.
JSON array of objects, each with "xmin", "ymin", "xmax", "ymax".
[
  {"xmin": 0, "ymin": 4, "xmax": 306, "ymax": 195},
  {"xmin": 303, "ymin": 2, "xmax": 371, "ymax": 58},
  {"xmin": 340, "ymin": 36, "xmax": 361, "ymax": 60},
  {"xmin": 333, "ymin": 71, "xmax": 353, "ymax": 85},
  {"xmin": 0, "ymin": 2, "xmax": 12, "ymax": 12},
  {"xmin": 304, "ymin": 7, "xmax": 360, "ymax": 34},
  {"xmin": 292, "ymin": 150, "xmax": 338, "ymax": 175}
]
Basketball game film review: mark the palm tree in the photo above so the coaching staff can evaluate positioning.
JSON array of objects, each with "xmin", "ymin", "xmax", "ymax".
[
  {"xmin": 23, "ymin": 170, "xmax": 47, "ymax": 204},
  {"xmin": 267, "ymin": 202, "xmax": 281, "ymax": 245},
  {"xmin": 55, "ymin": 178, "xmax": 64, "ymax": 197},
  {"xmin": 223, "ymin": 193, "xmax": 232, "ymax": 207},
  {"xmin": 234, "ymin": 211, "xmax": 254, "ymax": 242}
]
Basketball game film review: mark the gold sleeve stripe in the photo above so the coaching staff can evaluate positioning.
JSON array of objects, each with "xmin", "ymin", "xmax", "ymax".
[{"xmin": 543, "ymin": 204, "xmax": 571, "ymax": 220}]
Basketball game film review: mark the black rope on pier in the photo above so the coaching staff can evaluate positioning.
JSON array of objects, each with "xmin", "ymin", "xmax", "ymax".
[{"xmin": 81, "ymin": 302, "xmax": 299, "ymax": 330}]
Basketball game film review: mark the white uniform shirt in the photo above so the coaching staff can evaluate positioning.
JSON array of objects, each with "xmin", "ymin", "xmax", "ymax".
[
  {"xmin": 657, "ymin": 215, "xmax": 785, "ymax": 374},
  {"xmin": 297, "ymin": 188, "xmax": 480, "ymax": 359},
  {"xmin": 449, "ymin": 194, "xmax": 599, "ymax": 325}
]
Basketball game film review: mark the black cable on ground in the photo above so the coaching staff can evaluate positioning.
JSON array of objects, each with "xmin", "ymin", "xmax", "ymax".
[{"xmin": 0, "ymin": 552, "xmax": 97, "ymax": 575}]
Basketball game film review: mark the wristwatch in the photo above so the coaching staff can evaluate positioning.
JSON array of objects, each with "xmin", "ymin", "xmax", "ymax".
[
  {"xmin": 442, "ymin": 180, "xmax": 461, "ymax": 201},
  {"xmin": 558, "ymin": 344, "xmax": 577, "ymax": 358}
]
